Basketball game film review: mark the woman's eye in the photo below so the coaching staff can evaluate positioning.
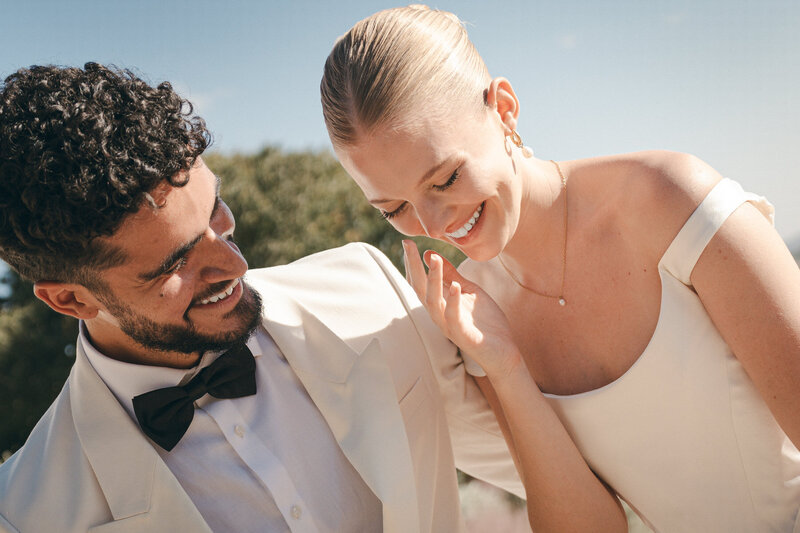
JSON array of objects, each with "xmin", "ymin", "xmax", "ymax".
[
  {"xmin": 433, "ymin": 169, "xmax": 459, "ymax": 191},
  {"xmin": 381, "ymin": 202, "xmax": 408, "ymax": 220}
]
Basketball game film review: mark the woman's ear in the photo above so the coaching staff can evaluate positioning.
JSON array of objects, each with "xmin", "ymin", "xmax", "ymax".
[
  {"xmin": 486, "ymin": 77, "xmax": 521, "ymax": 132},
  {"xmin": 33, "ymin": 281, "xmax": 100, "ymax": 320}
]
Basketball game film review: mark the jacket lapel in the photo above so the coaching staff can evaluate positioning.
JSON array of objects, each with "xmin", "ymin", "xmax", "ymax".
[
  {"xmin": 71, "ymin": 339, "xmax": 211, "ymax": 532},
  {"xmin": 260, "ymin": 286, "xmax": 421, "ymax": 533}
]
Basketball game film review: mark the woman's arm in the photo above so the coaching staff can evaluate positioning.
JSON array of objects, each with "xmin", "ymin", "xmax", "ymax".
[
  {"xmin": 403, "ymin": 240, "xmax": 627, "ymax": 533},
  {"xmin": 691, "ymin": 201, "xmax": 800, "ymax": 447}
]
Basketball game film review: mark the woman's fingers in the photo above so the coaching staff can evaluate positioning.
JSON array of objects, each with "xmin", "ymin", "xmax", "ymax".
[
  {"xmin": 431, "ymin": 251, "xmax": 467, "ymax": 287},
  {"xmin": 402, "ymin": 241, "xmax": 469, "ymax": 337},
  {"xmin": 402, "ymin": 240, "xmax": 428, "ymax": 302},
  {"xmin": 445, "ymin": 280, "xmax": 463, "ymax": 332},
  {"xmin": 403, "ymin": 246, "xmax": 411, "ymax": 285},
  {"xmin": 425, "ymin": 253, "xmax": 447, "ymax": 324}
]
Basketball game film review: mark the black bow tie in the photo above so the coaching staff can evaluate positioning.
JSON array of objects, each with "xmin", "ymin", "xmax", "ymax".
[{"xmin": 132, "ymin": 342, "xmax": 257, "ymax": 451}]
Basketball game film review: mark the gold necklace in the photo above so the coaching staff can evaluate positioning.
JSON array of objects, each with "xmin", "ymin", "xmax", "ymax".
[{"xmin": 498, "ymin": 160, "xmax": 568, "ymax": 306}]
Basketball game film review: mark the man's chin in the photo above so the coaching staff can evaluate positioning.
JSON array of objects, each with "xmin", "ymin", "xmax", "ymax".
[
  {"xmin": 186, "ymin": 285, "xmax": 263, "ymax": 353},
  {"xmin": 121, "ymin": 284, "xmax": 263, "ymax": 356}
]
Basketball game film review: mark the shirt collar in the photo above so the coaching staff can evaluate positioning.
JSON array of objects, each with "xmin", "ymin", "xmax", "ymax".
[{"xmin": 79, "ymin": 321, "xmax": 263, "ymax": 422}]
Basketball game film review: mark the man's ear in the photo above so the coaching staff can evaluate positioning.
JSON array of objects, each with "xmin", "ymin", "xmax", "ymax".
[
  {"xmin": 33, "ymin": 281, "xmax": 100, "ymax": 320},
  {"xmin": 485, "ymin": 77, "xmax": 521, "ymax": 133}
]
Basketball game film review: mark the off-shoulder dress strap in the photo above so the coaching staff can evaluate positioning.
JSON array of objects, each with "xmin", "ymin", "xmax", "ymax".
[
  {"xmin": 658, "ymin": 178, "xmax": 774, "ymax": 285},
  {"xmin": 463, "ymin": 178, "xmax": 774, "ymax": 378}
]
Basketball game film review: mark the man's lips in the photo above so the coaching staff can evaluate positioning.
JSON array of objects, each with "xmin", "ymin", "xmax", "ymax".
[{"xmin": 194, "ymin": 279, "xmax": 240, "ymax": 306}]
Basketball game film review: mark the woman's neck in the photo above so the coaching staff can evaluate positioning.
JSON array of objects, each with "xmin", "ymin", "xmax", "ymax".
[{"xmin": 499, "ymin": 158, "xmax": 570, "ymax": 290}]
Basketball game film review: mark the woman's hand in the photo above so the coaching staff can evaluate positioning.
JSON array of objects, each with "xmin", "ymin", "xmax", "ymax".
[
  {"xmin": 402, "ymin": 240, "xmax": 522, "ymax": 378},
  {"xmin": 404, "ymin": 239, "xmax": 628, "ymax": 532}
]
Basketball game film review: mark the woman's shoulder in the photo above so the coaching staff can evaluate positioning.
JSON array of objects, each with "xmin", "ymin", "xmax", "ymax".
[
  {"xmin": 571, "ymin": 150, "xmax": 723, "ymax": 261},
  {"xmin": 571, "ymin": 150, "xmax": 720, "ymax": 199}
]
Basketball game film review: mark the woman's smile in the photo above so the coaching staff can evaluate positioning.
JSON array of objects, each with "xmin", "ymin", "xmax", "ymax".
[{"xmin": 446, "ymin": 202, "xmax": 484, "ymax": 241}]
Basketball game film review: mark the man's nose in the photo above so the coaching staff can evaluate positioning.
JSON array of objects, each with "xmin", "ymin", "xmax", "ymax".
[
  {"xmin": 199, "ymin": 230, "xmax": 248, "ymax": 283},
  {"xmin": 199, "ymin": 210, "xmax": 247, "ymax": 282}
]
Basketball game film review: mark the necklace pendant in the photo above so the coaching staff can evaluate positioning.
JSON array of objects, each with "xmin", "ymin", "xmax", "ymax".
[{"xmin": 558, "ymin": 297, "xmax": 566, "ymax": 306}]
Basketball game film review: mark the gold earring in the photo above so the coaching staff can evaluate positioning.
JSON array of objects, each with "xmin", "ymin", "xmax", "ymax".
[{"xmin": 509, "ymin": 129, "xmax": 534, "ymax": 158}]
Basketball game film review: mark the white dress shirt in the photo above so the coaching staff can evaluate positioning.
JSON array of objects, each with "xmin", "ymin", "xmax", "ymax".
[{"xmin": 81, "ymin": 322, "xmax": 382, "ymax": 533}]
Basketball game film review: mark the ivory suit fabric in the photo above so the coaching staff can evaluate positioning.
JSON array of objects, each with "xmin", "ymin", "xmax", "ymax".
[{"xmin": 0, "ymin": 243, "xmax": 523, "ymax": 533}]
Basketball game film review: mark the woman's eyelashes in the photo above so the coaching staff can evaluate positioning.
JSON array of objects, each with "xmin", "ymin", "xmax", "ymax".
[
  {"xmin": 381, "ymin": 169, "xmax": 461, "ymax": 220},
  {"xmin": 381, "ymin": 202, "xmax": 407, "ymax": 220},
  {"xmin": 432, "ymin": 169, "xmax": 459, "ymax": 191}
]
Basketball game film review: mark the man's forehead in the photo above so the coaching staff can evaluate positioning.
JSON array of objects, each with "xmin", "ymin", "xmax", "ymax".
[{"xmin": 101, "ymin": 167, "xmax": 219, "ymax": 273}]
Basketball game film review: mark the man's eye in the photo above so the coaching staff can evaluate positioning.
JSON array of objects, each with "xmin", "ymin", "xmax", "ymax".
[
  {"xmin": 164, "ymin": 257, "xmax": 188, "ymax": 275},
  {"xmin": 432, "ymin": 169, "xmax": 459, "ymax": 191},
  {"xmin": 381, "ymin": 202, "xmax": 408, "ymax": 220}
]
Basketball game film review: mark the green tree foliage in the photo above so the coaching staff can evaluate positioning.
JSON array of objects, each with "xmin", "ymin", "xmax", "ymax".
[
  {"xmin": 0, "ymin": 147, "xmax": 463, "ymax": 457},
  {"xmin": 0, "ymin": 273, "xmax": 77, "ymax": 459}
]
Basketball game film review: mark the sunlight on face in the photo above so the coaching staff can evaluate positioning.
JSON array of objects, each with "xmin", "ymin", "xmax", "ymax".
[
  {"xmin": 95, "ymin": 280, "xmax": 262, "ymax": 354},
  {"xmin": 337, "ymin": 107, "xmax": 523, "ymax": 261},
  {"xmin": 91, "ymin": 158, "xmax": 263, "ymax": 361}
]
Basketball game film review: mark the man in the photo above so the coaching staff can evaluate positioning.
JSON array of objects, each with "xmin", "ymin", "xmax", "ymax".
[{"xmin": 0, "ymin": 63, "xmax": 521, "ymax": 532}]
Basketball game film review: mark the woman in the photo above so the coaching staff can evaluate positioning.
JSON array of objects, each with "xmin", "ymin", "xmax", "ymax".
[{"xmin": 321, "ymin": 6, "xmax": 800, "ymax": 532}]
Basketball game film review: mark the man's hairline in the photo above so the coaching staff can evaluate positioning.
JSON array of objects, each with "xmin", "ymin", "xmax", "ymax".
[
  {"xmin": 94, "ymin": 170, "xmax": 222, "ymax": 286},
  {"xmin": 82, "ymin": 178, "xmax": 187, "ymax": 286}
]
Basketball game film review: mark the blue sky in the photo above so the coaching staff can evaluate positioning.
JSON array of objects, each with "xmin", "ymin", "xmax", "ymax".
[{"xmin": 1, "ymin": 0, "xmax": 799, "ymax": 246}]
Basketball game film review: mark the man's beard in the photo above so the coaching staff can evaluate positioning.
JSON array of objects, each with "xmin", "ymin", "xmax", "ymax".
[{"xmin": 98, "ymin": 281, "xmax": 263, "ymax": 355}]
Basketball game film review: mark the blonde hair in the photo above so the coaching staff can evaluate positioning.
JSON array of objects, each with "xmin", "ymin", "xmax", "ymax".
[{"xmin": 320, "ymin": 5, "xmax": 491, "ymax": 148}]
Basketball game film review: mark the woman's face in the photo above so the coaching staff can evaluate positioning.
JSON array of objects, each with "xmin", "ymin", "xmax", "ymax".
[{"xmin": 337, "ymin": 105, "xmax": 525, "ymax": 261}]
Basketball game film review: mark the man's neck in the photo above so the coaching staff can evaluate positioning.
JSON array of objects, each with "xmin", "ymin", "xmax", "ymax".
[{"xmin": 83, "ymin": 319, "xmax": 201, "ymax": 368}]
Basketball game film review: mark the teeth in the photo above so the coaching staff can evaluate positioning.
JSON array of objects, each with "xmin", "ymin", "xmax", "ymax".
[
  {"xmin": 446, "ymin": 204, "xmax": 483, "ymax": 239},
  {"xmin": 199, "ymin": 279, "xmax": 238, "ymax": 305}
]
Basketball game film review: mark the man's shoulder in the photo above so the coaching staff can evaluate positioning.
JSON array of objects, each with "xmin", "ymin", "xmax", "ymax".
[
  {"xmin": 248, "ymin": 242, "xmax": 392, "ymax": 278},
  {"xmin": 0, "ymin": 380, "xmax": 105, "ymax": 530},
  {"xmin": 245, "ymin": 242, "xmax": 446, "ymax": 357},
  {"xmin": 246, "ymin": 242, "xmax": 406, "ymax": 298},
  {"xmin": 0, "ymin": 382, "xmax": 71, "ymax": 484}
]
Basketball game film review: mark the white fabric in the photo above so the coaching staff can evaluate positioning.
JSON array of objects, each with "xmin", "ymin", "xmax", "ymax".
[
  {"xmin": 82, "ymin": 323, "xmax": 381, "ymax": 533},
  {"xmin": 0, "ymin": 243, "xmax": 522, "ymax": 533},
  {"xmin": 540, "ymin": 178, "xmax": 799, "ymax": 532}
]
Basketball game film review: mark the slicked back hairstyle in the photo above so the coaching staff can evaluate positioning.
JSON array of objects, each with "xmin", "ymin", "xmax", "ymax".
[
  {"xmin": 0, "ymin": 62, "xmax": 211, "ymax": 287},
  {"xmin": 320, "ymin": 4, "xmax": 491, "ymax": 149}
]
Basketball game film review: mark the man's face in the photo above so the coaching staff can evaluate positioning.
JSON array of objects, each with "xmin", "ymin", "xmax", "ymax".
[{"xmin": 90, "ymin": 158, "xmax": 262, "ymax": 363}]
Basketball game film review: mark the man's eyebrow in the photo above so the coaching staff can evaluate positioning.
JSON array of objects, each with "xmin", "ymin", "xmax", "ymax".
[
  {"xmin": 367, "ymin": 156, "xmax": 454, "ymax": 205},
  {"xmin": 137, "ymin": 233, "xmax": 204, "ymax": 282},
  {"xmin": 137, "ymin": 175, "xmax": 223, "ymax": 282}
]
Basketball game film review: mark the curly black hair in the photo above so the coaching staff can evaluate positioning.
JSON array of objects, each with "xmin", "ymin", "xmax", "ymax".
[{"xmin": 0, "ymin": 62, "xmax": 211, "ymax": 286}]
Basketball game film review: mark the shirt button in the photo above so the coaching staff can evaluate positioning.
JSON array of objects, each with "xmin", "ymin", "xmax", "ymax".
[
  {"xmin": 290, "ymin": 505, "xmax": 302, "ymax": 519},
  {"xmin": 234, "ymin": 425, "xmax": 245, "ymax": 438}
]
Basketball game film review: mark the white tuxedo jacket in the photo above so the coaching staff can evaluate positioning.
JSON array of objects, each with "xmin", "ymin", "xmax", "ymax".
[{"xmin": 0, "ymin": 243, "xmax": 522, "ymax": 532}]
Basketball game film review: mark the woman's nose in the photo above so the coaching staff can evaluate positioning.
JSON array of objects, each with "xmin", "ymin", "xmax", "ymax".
[{"xmin": 414, "ymin": 202, "xmax": 450, "ymax": 240}]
